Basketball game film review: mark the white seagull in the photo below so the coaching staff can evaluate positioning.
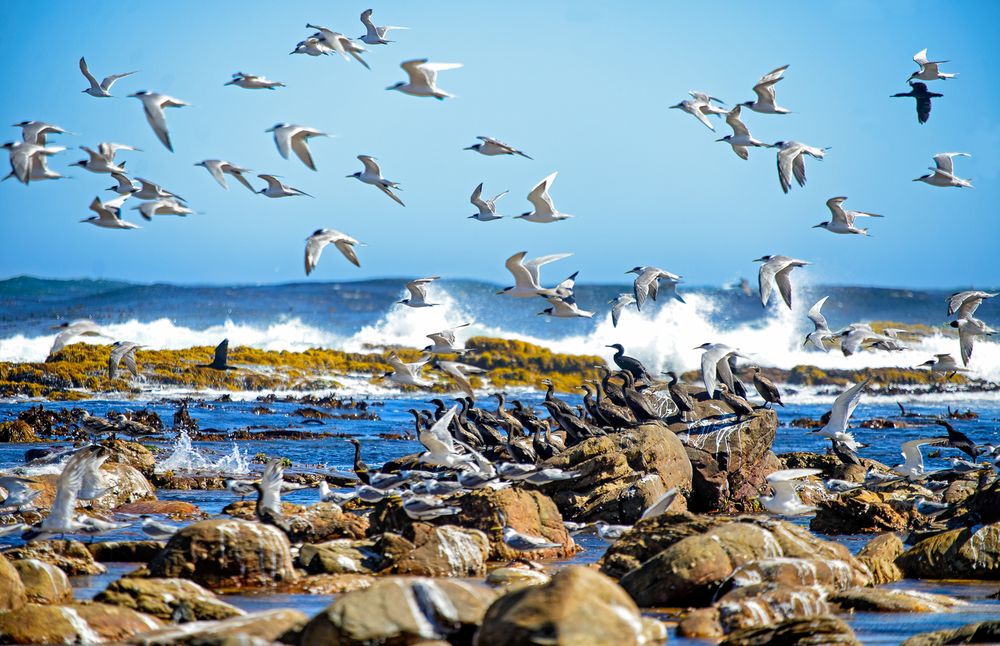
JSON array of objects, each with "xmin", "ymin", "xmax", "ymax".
[
  {"xmin": 464, "ymin": 136, "xmax": 532, "ymax": 159},
  {"xmin": 225, "ymin": 72, "xmax": 285, "ymax": 90},
  {"xmin": 140, "ymin": 516, "xmax": 178, "ymax": 540},
  {"xmin": 497, "ymin": 251, "xmax": 572, "ymax": 298},
  {"xmin": 22, "ymin": 447, "xmax": 104, "ymax": 539},
  {"xmin": 914, "ymin": 153, "xmax": 972, "ymax": 188},
  {"xmin": 538, "ymin": 293, "xmax": 594, "ymax": 319},
  {"xmin": 717, "ymin": 105, "xmax": 768, "ymax": 159},
  {"xmin": 194, "ymin": 160, "xmax": 256, "ymax": 192},
  {"xmin": 348, "ymin": 155, "xmax": 404, "ymax": 206},
  {"xmin": 760, "ymin": 469, "xmax": 821, "ymax": 515},
  {"xmin": 108, "ymin": 341, "xmax": 141, "ymax": 380},
  {"xmin": 399, "ymin": 277, "xmax": 440, "ymax": 307},
  {"xmin": 134, "ymin": 177, "xmax": 184, "ymax": 202},
  {"xmin": 257, "ymin": 174, "xmax": 312, "ymax": 198},
  {"xmin": 742, "ymin": 65, "xmax": 791, "ymax": 114},
  {"xmin": 499, "ymin": 511, "xmax": 563, "ymax": 551},
  {"xmin": 917, "ymin": 353, "xmax": 969, "ymax": 377},
  {"xmin": 359, "ymin": 8, "xmax": 409, "ymax": 45},
  {"xmin": 133, "ymin": 198, "xmax": 193, "ymax": 221},
  {"xmin": 813, "ymin": 197, "xmax": 883, "ymax": 236},
  {"xmin": 609, "ymin": 294, "xmax": 637, "ymax": 328},
  {"xmin": 128, "ymin": 91, "xmax": 189, "ymax": 152},
  {"xmin": 305, "ymin": 24, "xmax": 370, "ymax": 69},
  {"xmin": 290, "ymin": 37, "xmax": 331, "ymax": 57},
  {"xmin": 304, "ymin": 228, "xmax": 361, "ymax": 276},
  {"xmin": 388, "ymin": 59, "xmax": 462, "ymax": 99},
  {"xmin": 81, "ymin": 194, "xmax": 139, "ymax": 230},
  {"xmin": 695, "ymin": 342, "xmax": 745, "ymax": 397},
  {"xmin": 79, "ymin": 56, "xmax": 137, "ymax": 97},
  {"xmin": 417, "ymin": 406, "xmax": 473, "ymax": 468},
  {"xmin": 804, "ymin": 296, "xmax": 834, "ymax": 351},
  {"xmin": 626, "ymin": 266, "xmax": 684, "ymax": 311},
  {"xmin": 70, "ymin": 145, "xmax": 126, "ymax": 175},
  {"xmin": 754, "ymin": 255, "xmax": 810, "ymax": 309},
  {"xmin": 894, "ymin": 438, "xmax": 948, "ymax": 480},
  {"xmin": 49, "ymin": 319, "xmax": 104, "ymax": 357},
  {"xmin": 267, "ymin": 123, "xmax": 328, "ymax": 171},
  {"xmin": 470, "ymin": 182, "xmax": 507, "ymax": 221},
  {"xmin": 948, "ymin": 291, "xmax": 997, "ymax": 318},
  {"xmin": 812, "ymin": 379, "xmax": 869, "ymax": 450},
  {"xmin": 516, "ymin": 172, "xmax": 573, "ymax": 223},
  {"xmin": 3, "ymin": 142, "xmax": 65, "ymax": 184},
  {"xmin": 424, "ymin": 323, "xmax": 471, "ymax": 355},
  {"xmin": 774, "ymin": 141, "xmax": 828, "ymax": 193},
  {"xmin": 951, "ymin": 317, "xmax": 995, "ymax": 366},
  {"xmin": 668, "ymin": 91, "xmax": 726, "ymax": 130},
  {"xmin": 909, "ymin": 49, "xmax": 957, "ymax": 82},
  {"xmin": 14, "ymin": 121, "xmax": 68, "ymax": 146},
  {"xmin": 107, "ymin": 172, "xmax": 137, "ymax": 195}
]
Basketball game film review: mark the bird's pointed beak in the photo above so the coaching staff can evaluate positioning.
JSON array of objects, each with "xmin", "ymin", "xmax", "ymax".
[
  {"xmin": 463, "ymin": 146, "xmax": 475, "ymax": 150},
  {"xmin": 812, "ymin": 224, "xmax": 822, "ymax": 228},
  {"xmin": 715, "ymin": 137, "xmax": 725, "ymax": 142}
]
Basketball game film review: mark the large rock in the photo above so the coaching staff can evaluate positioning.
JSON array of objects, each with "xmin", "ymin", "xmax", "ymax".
[
  {"xmin": 539, "ymin": 423, "xmax": 691, "ymax": 523},
  {"xmin": 89, "ymin": 462, "xmax": 158, "ymax": 510},
  {"xmin": 100, "ymin": 439, "xmax": 157, "ymax": 477},
  {"xmin": 723, "ymin": 557, "xmax": 857, "ymax": 593},
  {"xmin": 299, "ymin": 577, "xmax": 499, "ymax": 645},
  {"xmin": 11, "ymin": 559, "xmax": 72, "ymax": 605},
  {"xmin": 2, "ymin": 539, "xmax": 106, "ymax": 575},
  {"xmin": 115, "ymin": 500, "xmax": 202, "ymax": 519},
  {"xmin": 717, "ymin": 582, "xmax": 830, "ymax": 632},
  {"xmin": 0, "ymin": 602, "xmax": 161, "ymax": 645},
  {"xmin": 87, "ymin": 539, "xmax": 166, "ymax": 563},
  {"xmin": 721, "ymin": 616, "xmax": 861, "ymax": 645},
  {"xmin": 129, "ymin": 608, "xmax": 307, "ymax": 646},
  {"xmin": 299, "ymin": 538, "xmax": 385, "ymax": 575},
  {"xmin": 148, "ymin": 518, "xmax": 295, "ymax": 589},
  {"xmin": 94, "ymin": 577, "xmax": 245, "ymax": 621},
  {"xmin": 603, "ymin": 515, "xmax": 870, "ymax": 607},
  {"xmin": 370, "ymin": 487, "xmax": 576, "ymax": 561},
  {"xmin": 474, "ymin": 566, "xmax": 664, "ymax": 646},
  {"xmin": 390, "ymin": 524, "xmax": 490, "ymax": 577},
  {"xmin": 671, "ymin": 408, "xmax": 780, "ymax": 513},
  {"xmin": 0, "ymin": 554, "xmax": 27, "ymax": 612},
  {"xmin": 856, "ymin": 533, "xmax": 905, "ymax": 585},
  {"xmin": 811, "ymin": 489, "xmax": 911, "ymax": 534},
  {"xmin": 901, "ymin": 620, "xmax": 1000, "ymax": 646},
  {"xmin": 830, "ymin": 588, "xmax": 965, "ymax": 613},
  {"xmin": 297, "ymin": 502, "xmax": 370, "ymax": 543},
  {"xmin": 897, "ymin": 523, "xmax": 1000, "ymax": 579}
]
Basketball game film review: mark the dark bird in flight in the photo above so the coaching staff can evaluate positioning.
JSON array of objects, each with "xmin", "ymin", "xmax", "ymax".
[
  {"xmin": 200, "ymin": 339, "xmax": 237, "ymax": 370},
  {"xmin": 891, "ymin": 82, "xmax": 942, "ymax": 124}
]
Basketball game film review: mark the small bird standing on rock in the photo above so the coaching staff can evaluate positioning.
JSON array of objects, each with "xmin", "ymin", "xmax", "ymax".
[
  {"xmin": 751, "ymin": 366, "xmax": 783, "ymax": 408},
  {"xmin": 718, "ymin": 383, "xmax": 754, "ymax": 417}
]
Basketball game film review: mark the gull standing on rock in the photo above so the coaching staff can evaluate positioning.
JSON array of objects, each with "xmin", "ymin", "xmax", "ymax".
[
  {"xmin": 225, "ymin": 72, "xmax": 285, "ymax": 90},
  {"xmin": 742, "ymin": 65, "xmax": 791, "ymax": 114},
  {"xmin": 305, "ymin": 229, "xmax": 362, "ymax": 276},
  {"xmin": 80, "ymin": 195, "xmax": 139, "ymax": 229},
  {"xmin": 305, "ymin": 24, "xmax": 370, "ymax": 69},
  {"xmin": 128, "ymin": 91, "xmax": 189, "ymax": 152},
  {"xmin": 914, "ymin": 153, "xmax": 972, "ymax": 188},
  {"xmin": 909, "ymin": 49, "xmax": 957, "ymax": 82},
  {"xmin": 464, "ymin": 137, "xmax": 532, "ymax": 159},
  {"xmin": 359, "ymin": 8, "xmax": 409, "ymax": 44},
  {"xmin": 669, "ymin": 91, "xmax": 726, "ymax": 130},
  {"xmin": 812, "ymin": 379, "xmax": 868, "ymax": 450},
  {"xmin": 516, "ymin": 172, "xmax": 573, "ymax": 223},
  {"xmin": 195, "ymin": 160, "xmax": 256, "ymax": 191},
  {"xmin": 813, "ymin": 196, "xmax": 883, "ymax": 236},
  {"xmin": 760, "ymin": 469, "xmax": 821, "ymax": 516},
  {"xmin": 399, "ymin": 277, "xmax": 440, "ymax": 308},
  {"xmin": 257, "ymin": 174, "xmax": 311, "ymax": 198},
  {"xmin": 498, "ymin": 511, "xmax": 562, "ymax": 552},
  {"xmin": 469, "ymin": 183, "xmax": 507, "ymax": 221},
  {"xmin": 348, "ymin": 155, "xmax": 404, "ymax": 206},
  {"xmin": 717, "ymin": 105, "xmax": 768, "ymax": 159},
  {"xmin": 804, "ymin": 296, "xmax": 834, "ymax": 351},
  {"xmin": 388, "ymin": 59, "xmax": 462, "ymax": 99},
  {"xmin": 626, "ymin": 266, "xmax": 684, "ymax": 311},
  {"xmin": 774, "ymin": 141, "xmax": 828, "ymax": 193},
  {"xmin": 497, "ymin": 251, "xmax": 572, "ymax": 298},
  {"xmin": 267, "ymin": 123, "xmax": 328, "ymax": 171},
  {"xmin": 79, "ymin": 56, "xmax": 137, "ymax": 97},
  {"xmin": 755, "ymin": 255, "xmax": 809, "ymax": 309}
]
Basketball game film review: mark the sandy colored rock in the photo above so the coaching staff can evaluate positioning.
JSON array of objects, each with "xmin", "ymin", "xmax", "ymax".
[
  {"xmin": 115, "ymin": 499, "xmax": 202, "ymax": 518},
  {"xmin": 95, "ymin": 576, "xmax": 245, "ymax": 621},
  {"xmin": 0, "ymin": 602, "xmax": 161, "ymax": 645},
  {"xmin": 295, "ymin": 501, "xmax": 371, "ymax": 543},
  {"xmin": 897, "ymin": 523, "xmax": 1000, "ymax": 579},
  {"xmin": 725, "ymin": 557, "xmax": 858, "ymax": 593},
  {"xmin": 678, "ymin": 607, "xmax": 724, "ymax": 639},
  {"xmin": 129, "ymin": 608, "xmax": 307, "ymax": 646},
  {"xmin": 11, "ymin": 558, "xmax": 72, "ymax": 604},
  {"xmin": 856, "ymin": 533, "xmax": 905, "ymax": 585},
  {"xmin": 0, "ymin": 553, "xmax": 27, "ymax": 612},
  {"xmin": 811, "ymin": 489, "xmax": 910, "ymax": 534},
  {"xmin": 148, "ymin": 518, "xmax": 295, "ymax": 589},
  {"xmin": 474, "ymin": 566, "xmax": 653, "ymax": 646},
  {"xmin": 87, "ymin": 539, "xmax": 166, "ymax": 563},
  {"xmin": 100, "ymin": 439, "xmax": 157, "ymax": 477},
  {"xmin": 539, "ymin": 423, "xmax": 691, "ymax": 523},
  {"xmin": 3, "ymin": 539, "xmax": 106, "ymax": 575},
  {"xmin": 390, "ymin": 524, "xmax": 490, "ymax": 577},
  {"xmin": 722, "ymin": 615, "xmax": 861, "ymax": 645},
  {"xmin": 901, "ymin": 620, "xmax": 1000, "ymax": 646},
  {"xmin": 718, "ymin": 582, "xmax": 830, "ymax": 632},
  {"xmin": 830, "ymin": 587, "xmax": 965, "ymax": 613},
  {"xmin": 299, "ymin": 538, "xmax": 384, "ymax": 575},
  {"xmin": 300, "ymin": 577, "xmax": 498, "ymax": 645}
]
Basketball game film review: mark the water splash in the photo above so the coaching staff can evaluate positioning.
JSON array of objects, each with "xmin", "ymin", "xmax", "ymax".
[{"xmin": 156, "ymin": 429, "xmax": 210, "ymax": 472}]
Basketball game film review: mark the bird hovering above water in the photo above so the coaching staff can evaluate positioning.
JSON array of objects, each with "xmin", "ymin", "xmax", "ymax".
[
  {"xmin": 348, "ymin": 155, "xmax": 404, "ymax": 206},
  {"xmin": 626, "ymin": 266, "xmax": 684, "ymax": 311},
  {"xmin": 891, "ymin": 82, "xmax": 942, "ymax": 124},
  {"xmin": 305, "ymin": 229, "xmax": 362, "ymax": 276},
  {"xmin": 773, "ymin": 141, "xmax": 828, "ymax": 193},
  {"xmin": 754, "ymin": 255, "xmax": 809, "ymax": 309}
]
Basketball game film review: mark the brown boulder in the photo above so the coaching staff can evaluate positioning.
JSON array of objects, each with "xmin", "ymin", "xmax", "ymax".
[
  {"xmin": 539, "ymin": 423, "xmax": 691, "ymax": 523},
  {"xmin": 474, "ymin": 566, "xmax": 660, "ymax": 646},
  {"xmin": 148, "ymin": 518, "xmax": 295, "ymax": 589},
  {"xmin": 900, "ymin": 620, "xmax": 1000, "ymax": 646},
  {"xmin": 100, "ymin": 439, "xmax": 156, "ymax": 477},
  {"xmin": 94, "ymin": 576, "xmax": 244, "ymax": 621},
  {"xmin": 678, "ymin": 607, "xmax": 724, "ymax": 639},
  {"xmin": 298, "ymin": 538, "xmax": 384, "ymax": 575},
  {"xmin": 724, "ymin": 557, "xmax": 857, "ymax": 593},
  {"xmin": 2, "ymin": 539, "xmax": 105, "ymax": 575},
  {"xmin": 0, "ymin": 602, "xmax": 161, "ymax": 645},
  {"xmin": 0, "ymin": 553, "xmax": 27, "ymax": 612},
  {"xmin": 830, "ymin": 587, "xmax": 965, "ymax": 613},
  {"xmin": 811, "ymin": 489, "xmax": 911, "ymax": 534},
  {"xmin": 721, "ymin": 615, "xmax": 861, "ymax": 645},
  {"xmin": 390, "ymin": 524, "xmax": 490, "ymax": 577},
  {"xmin": 129, "ymin": 608, "xmax": 307, "ymax": 646},
  {"xmin": 87, "ymin": 540, "xmax": 166, "ymax": 563},
  {"xmin": 11, "ymin": 559, "xmax": 72, "ymax": 604},
  {"xmin": 856, "ymin": 533, "xmax": 905, "ymax": 585},
  {"xmin": 0, "ymin": 420, "xmax": 38, "ymax": 442},
  {"xmin": 897, "ymin": 523, "xmax": 1000, "ymax": 579},
  {"xmin": 115, "ymin": 499, "xmax": 202, "ymax": 519},
  {"xmin": 717, "ymin": 582, "xmax": 830, "ymax": 632},
  {"xmin": 295, "ymin": 502, "xmax": 370, "ymax": 543}
]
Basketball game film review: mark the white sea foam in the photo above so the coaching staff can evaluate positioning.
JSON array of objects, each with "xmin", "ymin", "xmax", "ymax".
[{"xmin": 2, "ymin": 285, "xmax": 997, "ymax": 384}]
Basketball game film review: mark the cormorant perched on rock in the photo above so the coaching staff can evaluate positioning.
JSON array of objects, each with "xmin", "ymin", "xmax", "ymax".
[
  {"xmin": 199, "ymin": 338, "xmax": 237, "ymax": 370},
  {"xmin": 935, "ymin": 419, "xmax": 978, "ymax": 460},
  {"xmin": 605, "ymin": 344, "xmax": 650, "ymax": 382},
  {"xmin": 891, "ymin": 81, "xmax": 942, "ymax": 124},
  {"xmin": 618, "ymin": 371, "xmax": 658, "ymax": 423},
  {"xmin": 751, "ymin": 366, "xmax": 784, "ymax": 408},
  {"xmin": 492, "ymin": 393, "xmax": 524, "ymax": 436},
  {"xmin": 662, "ymin": 371, "xmax": 695, "ymax": 421},
  {"xmin": 346, "ymin": 438, "xmax": 371, "ymax": 484},
  {"xmin": 718, "ymin": 384, "xmax": 754, "ymax": 417}
]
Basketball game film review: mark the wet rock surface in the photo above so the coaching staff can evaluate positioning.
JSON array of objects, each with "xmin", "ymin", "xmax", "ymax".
[
  {"xmin": 897, "ymin": 523, "xmax": 1000, "ymax": 579},
  {"xmin": 721, "ymin": 615, "xmax": 861, "ymax": 645},
  {"xmin": 129, "ymin": 608, "xmax": 307, "ymax": 646},
  {"xmin": 2, "ymin": 539, "xmax": 106, "ymax": 576},
  {"xmin": 0, "ymin": 601, "xmax": 162, "ymax": 645},
  {"xmin": 901, "ymin": 620, "xmax": 1000, "ymax": 646},
  {"xmin": 11, "ymin": 558, "xmax": 72, "ymax": 605},
  {"xmin": 94, "ymin": 576, "xmax": 245, "ymax": 621}
]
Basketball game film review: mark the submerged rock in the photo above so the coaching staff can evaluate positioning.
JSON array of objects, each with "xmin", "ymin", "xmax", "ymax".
[
  {"xmin": 148, "ymin": 518, "xmax": 295, "ymax": 589},
  {"xmin": 897, "ymin": 523, "xmax": 1000, "ymax": 579},
  {"xmin": 11, "ymin": 559, "xmax": 72, "ymax": 605},
  {"xmin": 94, "ymin": 577, "xmax": 245, "ymax": 621},
  {"xmin": 539, "ymin": 423, "xmax": 691, "ymax": 523},
  {"xmin": 901, "ymin": 620, "xmax": 1000, "ymax": 646},
  {"xmin": 299, "ymin": 577, "xmax": 498, "ymax": 645},
  {"xmin": 474, "ymin": 566, "xmax": 664, "ymax": 646},
  {"xmin": 721, "ymin": 615, "xmax": 861, "ymax": 645},
  {"xmin": 2, "ymin": 539, "xmax": 106, "ymax": 576},
  {"xmin": 129, "ymin": 608, "xmax": 307, "ymax": 646},
  {"xmin": 0, "ymin": 602, "xmax": 161, "ymax": 645}
]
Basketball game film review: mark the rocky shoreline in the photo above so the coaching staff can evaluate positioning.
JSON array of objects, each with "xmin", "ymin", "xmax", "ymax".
[{"xmin": 1, "ymin": 383, "xmax": 998, "ymax": 645}]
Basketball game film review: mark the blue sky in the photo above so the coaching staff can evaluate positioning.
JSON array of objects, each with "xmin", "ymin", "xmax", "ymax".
[{"xmin": 1, "ymin": 0, "xmax": 998, "ymax": 289}]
